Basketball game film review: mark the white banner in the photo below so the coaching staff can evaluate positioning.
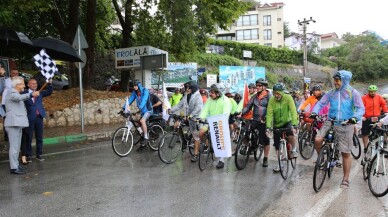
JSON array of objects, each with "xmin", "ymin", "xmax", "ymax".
[
  {"xmin": 207, "ymin": 114, "xmax": 232, "ymax": 158},
  {"xmin": 162, "ymin": 82, "xmax": 171, "ymax": 121}
]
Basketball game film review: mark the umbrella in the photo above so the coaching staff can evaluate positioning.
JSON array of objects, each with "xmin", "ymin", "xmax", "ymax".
[
  {"xmin": 33, "ymin": 37, "xmax": 83, "ymax": 62},
  {"xmin": 0, "ymin": 28, "xmax": 33, "ymax": 48}
]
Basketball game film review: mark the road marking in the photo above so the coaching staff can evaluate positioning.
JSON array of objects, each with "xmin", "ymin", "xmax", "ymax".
[{"xmin": 304, "ymin": 162, "xmax": 361, "ymax": 217}]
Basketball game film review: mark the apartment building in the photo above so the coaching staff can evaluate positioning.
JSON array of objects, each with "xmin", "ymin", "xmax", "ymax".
[
  {"xmin": 320, "ymin": 32, "xmax": 346, "ymax": 50},
  {"xmin": 215, "ymin": 2, "xmax": 285, "ymax": 48}
]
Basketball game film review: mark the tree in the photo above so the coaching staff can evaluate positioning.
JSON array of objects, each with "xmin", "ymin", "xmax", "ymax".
[{"xmin": 283, "ymin": 22, "xmax": 291, "ymax": 39}]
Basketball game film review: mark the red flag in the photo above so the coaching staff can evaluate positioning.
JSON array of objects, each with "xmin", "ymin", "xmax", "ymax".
[{"xmin": 242, "ymin": 83, "xmax": 253, "ymax": 119}]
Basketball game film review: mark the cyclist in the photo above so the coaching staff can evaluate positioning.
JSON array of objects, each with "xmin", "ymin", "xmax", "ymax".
[
  {"xmin": 310, "ymin": 70, "xmax": 364, "ymax": 188},
  {"xmin": 197, "ymin": 83, "xmax": 232, "ymax": 169},
  {"xmin": 169, "ymin": 81, "xmax": 203, "ymax": 162},
  {"xmin": 292, "ymin": 88, "xmax": 304, "ymax": 109},
  {"xmin": 169, "ymin": 88, "xmax": 183, "ymax": 107},
  {"xmin": 225, "ymin": 92, "xmax": 238, "ymax": 140},
  {"xmin": 199, "ymin": 89, "xmax": 208, "ymax": 104},
  {"xmin": 123, "ymin": 80, "xmax": 153, "ymax": 151},
  {"xmin": 266, "ymin": 83, "xmax": 299, "ymax": 172},
  {"xmin": 248, "ymin": 83, "xmax": 256, "ymax": 96},
  {"xmin": 149, "ymin": 91, "xmax": 163, "ymax": 116},
  {"xmin": 361, "ymin": 85, "xmax": 388, "ymax": 154},
  {"xmin": 298, "ymin": 85, "xmax": 329, "ymax": 129},
  {"xmin": 240, "ymin": 78, "xmax": 272, "ymax": 167}
]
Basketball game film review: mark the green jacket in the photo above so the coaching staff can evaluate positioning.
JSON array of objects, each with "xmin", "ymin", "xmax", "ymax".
[
  {"xmin": 200, "ymin": 95, "xmax": 232, "ymax": 119},
  {"xmin": 266, "ymin": 92, "xmax": 298, "ymax": 128},
  {"xmin": 169, "ymin": 93, "xmax": 183, "ymax": 107}
]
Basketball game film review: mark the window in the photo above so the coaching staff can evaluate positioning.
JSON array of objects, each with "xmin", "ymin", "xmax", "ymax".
[
  {"xmin": 264, "ymin": 43, "xmax": 272, "ymax": 47},
  {"xmin": 236, "ymin": 29, "xmax": 259, "ymax": 40},
  {"xmin": 278, "ymin": 32, "xmax": 282, "ymax": 34},
  {"xmin": 217, "ymin": 36, "xmax": 232, "ymax": 41},
  {"xmin": 263, "ymin": 15, "xmax": 271, "ymax": 26},
  {"xmin": 264, "ymin": 29, "xmax": 272, "ymax": 40},
  {"xmin": 277, "ymin": 18, "xmax": 282, "ymax": 21},
  {"xmin": 236, "ymin": 15, "xmax": 258, "ymax": 26}
]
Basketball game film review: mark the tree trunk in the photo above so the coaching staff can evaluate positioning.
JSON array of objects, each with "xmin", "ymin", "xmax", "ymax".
[{"xmin": 84, "ymin": 0, "xmax": 97, "ymax": 89}]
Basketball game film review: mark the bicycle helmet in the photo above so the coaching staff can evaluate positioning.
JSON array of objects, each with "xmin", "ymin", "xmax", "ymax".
[
  {"xmin": 273, "ymin": 83, "xmax": 286, "ymax": 92},
  {"xmin": 332, "ymin": 71, "xmax": 342, "ymax": 80},
  {"xmin": 312, "ymin": 84, "xmax": 322, "ymax": 91},
  {"xmin": 255, "ymin": 78, "xmax": 268, "ymax": 87},
  {"xmin": 368, "ymin": 85, "xmax": 378, "ymax": 91},
  {"xmin": 248, "ymin": 83, "xmax": 255, "ymax": 89},
  {"xmin": 382, "ymin": 94, "xmax": 388, "ymax": 99}
]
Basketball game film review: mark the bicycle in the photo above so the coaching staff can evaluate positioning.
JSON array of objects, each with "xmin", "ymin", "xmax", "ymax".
[
  {"xmin": 271, "ymin": 127, "xmax": 297, "ymax": 180},
  {"xmin": 235, "ymin": 118, "xmax": 264, "ymax": 170},
  {"xmin": 195, "ymin": 119, "xmax": 215, "ymax": 171},
  {"xmin": 299, "ymin": 115, "xmax": 326, "ymax": 160},
  {"xmin": 112, "ymin": 111, "xmax": 165, "ymax": 157},
  {"xmin": 158, "ymin": 114, "xmax": 195, "ymax": 164},
  {"xmin": 313, "ymin": 119, "xmax": 347, "ymax": 192},
  {"xmin": 367, "ymin": 127, "xmax": 388, "ymax": 197}
]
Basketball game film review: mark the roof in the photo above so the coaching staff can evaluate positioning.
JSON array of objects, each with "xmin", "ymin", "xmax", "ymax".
[{"xmin": 321, "ymin": 32, "xmax": 339, "ymax": 39}]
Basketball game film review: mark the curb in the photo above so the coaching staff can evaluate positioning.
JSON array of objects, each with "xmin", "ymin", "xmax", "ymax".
[{"xmin": 40, "ymin": 131, "xmax": 115, "ymax": 146}]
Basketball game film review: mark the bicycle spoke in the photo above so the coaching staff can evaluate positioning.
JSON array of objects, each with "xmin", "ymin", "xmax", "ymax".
[{"xmin": 368, "ymin": 152, "xmax": 388, "ymax": 197}]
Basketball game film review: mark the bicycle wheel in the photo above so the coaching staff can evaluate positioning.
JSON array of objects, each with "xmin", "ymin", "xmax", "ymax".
[
  {"xmin": 158, "ymin": 132, "xmax": 182, "ymax": 164},
  {"xmin": 363, "ymin": 142, "xmax": 373, "ymax": 180},
  {"xmin": 368, "ymin": 152, "xmax": 388, "ymax": 197},
  {"xmin": 289, "ymin": 143, "xmax": 297, "ymax": 169},
  {"xmin": 112, "ymin": 127, "xmax": 134, "ymax": 157},
  {"xmin": 351, "ymin": 133, "xmax": 361, "ymax": 159},
  {"xmin": 299, "ymin": 130, "xmax": 315, "ymax": 160},
  {"xmin": 254, "ymin": 143, "xmax": 264, "ymax": 162},
  {"xmin": 278, "ymin": 141, "xmax": 289, "ymax": 179},
  {"xmin": 131, "ymin": 127, "xmax": 141, "ymax": 145},
  {"xmin": 313, "ymin": 145, "xmax": 330, "ymax": 192},
  {"xmin": 147, "ymin": 124, "xmax": 165, "ymax": 151},
  {"xmin": 235, "ymin": 138, "xmax": 250, "ymax": 170},
  {"xmin": 186, "ymin": 135, "xmax": 195, "ymax": 156},
  {"xmin": 199, "ymin": 143, "xmax": 213, "ymax": 171}
]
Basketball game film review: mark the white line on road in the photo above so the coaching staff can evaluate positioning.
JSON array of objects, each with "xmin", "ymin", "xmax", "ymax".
[{"xmin": 304, "ymin": 162, "xmax": 361, "ymax": 217}]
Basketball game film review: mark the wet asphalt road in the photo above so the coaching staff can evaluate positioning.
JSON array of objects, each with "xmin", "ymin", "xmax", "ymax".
[{"xmin": 0, "ymin": 140, "xmax": 387, "ymax": 217}]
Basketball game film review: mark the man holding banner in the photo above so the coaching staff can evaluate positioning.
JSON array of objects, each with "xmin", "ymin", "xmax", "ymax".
[{"xmin": 197, "ymin": 83, "xmax": 231, "ymax": 169}]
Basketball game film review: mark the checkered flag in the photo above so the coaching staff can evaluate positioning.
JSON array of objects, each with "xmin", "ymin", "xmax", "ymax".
[{"xmin": 34, "ymin": 49, "xmax": 57, "ymax": 80}]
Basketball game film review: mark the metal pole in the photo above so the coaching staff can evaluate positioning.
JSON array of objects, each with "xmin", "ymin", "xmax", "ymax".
[
  {"xmin": 297, "ymin": 17, "xmax": 316, "ymax": 90},
  {"xmin": 78, "ymin": 27, "xmax": 85, "ymax": 133}
]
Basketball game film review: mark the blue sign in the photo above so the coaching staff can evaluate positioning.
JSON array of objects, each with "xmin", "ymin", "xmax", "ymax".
[{"xmin": 219, "ymin": 66, "xmax": 265, "ymax": 94}]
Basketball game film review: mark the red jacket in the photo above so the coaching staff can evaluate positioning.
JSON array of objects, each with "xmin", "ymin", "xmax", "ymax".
[{"xmin": 362, "ymin": 94, "xmax": 388, "ymax": 118}]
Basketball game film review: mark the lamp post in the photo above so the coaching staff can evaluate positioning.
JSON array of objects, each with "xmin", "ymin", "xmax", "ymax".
[{"xmin": 298, "ymin": 17, "xmax": 316, "ymax": 90}]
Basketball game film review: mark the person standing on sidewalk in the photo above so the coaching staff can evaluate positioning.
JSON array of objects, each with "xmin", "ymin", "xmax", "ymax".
[
  {"xmin": 5, "ymin": 76, "xmax": 39, "ymax": 174},
  {"xmin": 1, "ymin": 69, "xmax": 20, "ymax": 141},
  {"xmin": 23, "ymin": 78, "xmax": 53, "ymax": 162}
]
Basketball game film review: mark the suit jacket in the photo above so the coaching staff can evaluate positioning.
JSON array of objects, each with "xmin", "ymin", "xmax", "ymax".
[
  {"xmin": 22, "ymin": 85, "xmax": 53, "ymax": 121},
  {"xmin": 4, "ymin": 88, "xmax": 31, "ymax": 127}
]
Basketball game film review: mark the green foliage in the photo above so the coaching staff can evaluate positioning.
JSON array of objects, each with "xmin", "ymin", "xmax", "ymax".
[
  {"xmin": 321, "ymin": 34, "xmax": 388, "ymax": 81},
  {"xmin": 265, "ymin": 72, "xmax": 279, "ymax": 87},
  {"xmin": 208, "ymin": 39, "xmax": 335, "ymax": 67},
  {"xmin": 190, "ymin": 53, "xmax": 242, "ymax": 67}
]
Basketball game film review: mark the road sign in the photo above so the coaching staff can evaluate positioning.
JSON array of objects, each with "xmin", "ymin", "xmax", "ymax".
[{"xmin": 72, "ymin": 25, "xmax": 89, "ymax": 50}]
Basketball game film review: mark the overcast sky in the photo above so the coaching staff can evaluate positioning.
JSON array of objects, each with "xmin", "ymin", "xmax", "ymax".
[{"xmin": 275, "ymin": 0, "xmax": 388, "ymax": 39}]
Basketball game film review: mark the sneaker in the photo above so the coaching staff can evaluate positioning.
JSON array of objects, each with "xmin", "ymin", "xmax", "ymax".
[
  {"xmin": 273, "ymin": 166, "xmax": 280, "ymax": 173},
  {"xmin": 216, "ymin": 161, "xmax": 224, "ymax": 169},
  {"xmin": 27, "ymin": 156, "xmax": 33, "ymax": 163},
  {"xmin": 291, "ymin": 150, "xmax": 298, "ymax": 158},
  {"xmin": 262, "ymin": 158, "xmax": 268, "ymax": 167},
  {"xmin": 136, "ymin": 144, "xmax": 146, "ymax": 152},
  {"xmin": 35, "ymin": 156, "xmax": 45, "ymax": 161},
  {"xmin": 191, "ymin": 155, "xmax": 198, "ymax": 162}
]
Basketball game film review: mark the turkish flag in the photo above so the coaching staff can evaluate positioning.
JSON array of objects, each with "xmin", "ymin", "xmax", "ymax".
[{"xmin": 242, "ymin": 83, "xmax": 253, "ymax": 119}]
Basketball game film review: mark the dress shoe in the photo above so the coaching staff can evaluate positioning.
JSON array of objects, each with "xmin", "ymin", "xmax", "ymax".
[
  {"xmin": 18, "ymin": 165, "xmax": 27, "ymax": 171},
  {"xmin": 35, "ymin": 156, "xmax": 45, "ymax": 161},
  {"xmin": 10, "ymin": 169, "xmax": 26, "ymax": 175}
]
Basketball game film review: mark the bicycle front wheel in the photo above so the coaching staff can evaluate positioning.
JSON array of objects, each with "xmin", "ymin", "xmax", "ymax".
[
  {"xmin": 368, "ymin": 152, "xmax": 388, "ymax": 197},
  {"xmin": 158, "ymin": 132, "xmax": 182, "ymax": 164},
  {"xmin": 254, "ymin": 143, "xmax": 264, "ymax": 162},
  {"xmin": 363, "ymin": 142, "xmax": 373, "ymax": 180},
  {"xmin": 278, "ymin": 141, "xmax": 289, "ymax": 179},
  {"xmin": 299, "ymin": 130, "xmax": 315, "ymax": 160},
  {"xmin": 148, "ymin": 124, "xmax": 165, "ymax": 151},
  {"xmin": 351, "ymin": 133, "xmax": 361, "ymax": 159},
  {"xmin": 235, "ymin": 138, "xmax": 250, "ymax": 170},
  {"xmin": 112, "ymin": 127, "xmax": 133, "ymax": 157},
  {"xmin": 313, "ymin": 145, "xmax": 329, "ymax": 192},
  {"xmin": 199, "ymin": 143, "xmax": 213, "ymax": 171}
]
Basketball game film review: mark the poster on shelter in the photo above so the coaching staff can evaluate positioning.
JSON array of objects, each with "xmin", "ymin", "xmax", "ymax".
[
  {"xmin": 152, "ymin": 62, "xmax": 197, "ymax": 88},
  {"xmin": 219, "ymin": 66, "xmax": 265, "ymax": 94}
]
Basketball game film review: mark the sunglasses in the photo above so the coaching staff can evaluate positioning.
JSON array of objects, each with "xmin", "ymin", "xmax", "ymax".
[
  {"xmin": 334, "ymin": 78, "xmax": 341, "ymax": 82},
  {"xmin": 256, "ymin": 84, "xmax": 263, "ymax": 87}
]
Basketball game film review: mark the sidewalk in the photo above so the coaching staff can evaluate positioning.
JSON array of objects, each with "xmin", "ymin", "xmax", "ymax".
[{"xmin": 0, "ymin": 122, "xmax": 124, "ymax": 161}]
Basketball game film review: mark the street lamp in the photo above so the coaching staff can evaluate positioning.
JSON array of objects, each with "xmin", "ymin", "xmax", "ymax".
[{"xmin": 298, "ymin": 17, "xmax": 316, "ymax": 90}]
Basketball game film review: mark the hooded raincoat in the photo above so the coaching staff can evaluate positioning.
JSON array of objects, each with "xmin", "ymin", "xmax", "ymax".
[{"xmin": 124, "ymin": 82, "xmax": 152, "ymax": 115}]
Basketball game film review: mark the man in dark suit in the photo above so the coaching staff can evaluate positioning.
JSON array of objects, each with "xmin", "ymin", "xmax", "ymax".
[{"xmin": 23, "ymin": 78, "xmax": 53, "ymax": 162}]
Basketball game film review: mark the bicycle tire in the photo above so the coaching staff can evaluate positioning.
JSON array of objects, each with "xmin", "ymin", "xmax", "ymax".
[
  {"xmin": 158, "ymin": 132, "xmax": 182, "ymax": 164},
  {"xmin": 367, "ymin": 152, "xmax": 388, "ymax": 197},
  {"xmin": 351, "ymin": 133, "xmax": 361, "ymax": 159},
  {"xmin": 289, "ymin": 143, "xmax": 297, "ymax": 169},
  {"xmin": 131, "ymin": 127, "xmax": 141, "ymax": 145},
  {"xmin": 235, "ymin": 138, "xmax": 250, "ymax": 170},
  {"xmin": 363, "ymin": 142, "xmax": 373, "ymax": 180},
  {"xmin": 278, "ymin": 141, "xmax": 289, "ymax": 179},
  {"xmin": 186, "ymin": 135, "xmax": 195, "ymax": 157},
  {"xmin": 112, "ymin": 127, "xmax": 134, "ymax": 157},
  {"xmin": 327, "ymin": 144, "xmax": 337, "ymax": 178},
  {"xmin": 147, "ymin": 123, "xmax": 165, "ymax": 151},
  {"xmin": 313, "ymin": 145, "xmax": 329, "ymax": 192},
  {"xmin": 199, "ymin": 143, "xmax": 213, "ymax": 171},
  {"xmin": 254, "ymin": 143, "xmax": 264, "ymax": 162},
  {"xmin": 299, "ymin": 130, "xmax": 315, "ymax": 160}
]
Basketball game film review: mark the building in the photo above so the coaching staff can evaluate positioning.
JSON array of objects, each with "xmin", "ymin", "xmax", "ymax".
[
  {"xmin": 320, "ymin": 32, "xmax": 346, "ymax": 50},
  {"xmin": 284, "ymin": 32, "xmax": 321, "ymax": 54},
  {"xmin": 215, "ymin": 2, "xmax": 285, "ymax": 48}
]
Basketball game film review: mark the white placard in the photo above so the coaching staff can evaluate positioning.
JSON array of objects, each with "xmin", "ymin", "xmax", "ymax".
[
  {"xmin": 207, "ymin": 114, "xmax": 232, "ymax": 158},
  {"xmin": 207, "ymin": 74, "xmax": 217, "ymax": 87}
]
